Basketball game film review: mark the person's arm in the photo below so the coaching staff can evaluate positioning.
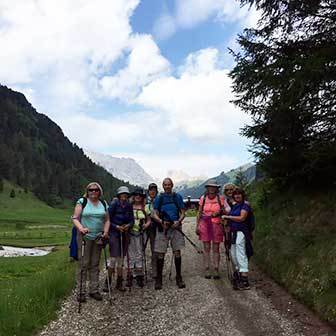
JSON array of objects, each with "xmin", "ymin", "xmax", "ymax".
[
  {"xmin": 72, "ymin": 204, "xmax": 89, "ymax": 235},
  {"xmin": 223, "ymin": 209, "xmax": 248, "ymax": 222},
  {"xmin": 102, "ymin": 211, "xmax": 110, "ymax": 239},
  {"xmin": 108, "ymin": 201, "xmax": 119, "ymax": 231},
  {"xmin": 173, "ymin": 195, "xmax": 186, "ymax": 227},
  {"xmin": 143, "ymin": 209, "xmax": 151, "ymax": 230},
  {"xmin": 123, "ymin": 203, "xmax": 134, "ymax": 231}
]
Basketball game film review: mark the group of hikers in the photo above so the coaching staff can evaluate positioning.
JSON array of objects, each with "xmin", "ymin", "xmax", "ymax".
[{"xmin": 71, "ymin": 177, "xmax": 254, "ymax": 305}]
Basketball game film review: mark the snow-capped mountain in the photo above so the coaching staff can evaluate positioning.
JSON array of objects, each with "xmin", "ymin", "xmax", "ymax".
[{"xmin": 85, "ymin": 150, "xmax": 156, "ymax": 187}]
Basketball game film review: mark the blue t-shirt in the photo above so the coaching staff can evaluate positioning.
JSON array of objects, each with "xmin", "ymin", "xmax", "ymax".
[
  {"xmin": 108, "ymin": 199, "xmax": 134, "ymax": 237},
  {"xmin": 77, "ymin": 198, "xmax": 107, "ymax": 240},
  {"xmin": 229, "ymin": 202, "xmax": 251, "ymax": 232},
  {"xmin": 153, "ymin": 192, "xmax": 185, "ymax": 221}
]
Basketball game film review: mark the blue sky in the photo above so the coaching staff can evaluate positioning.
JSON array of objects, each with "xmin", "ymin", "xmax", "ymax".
[{"xmin": 0, "ymin": 0, "xmax": 259, "ymax": 179}]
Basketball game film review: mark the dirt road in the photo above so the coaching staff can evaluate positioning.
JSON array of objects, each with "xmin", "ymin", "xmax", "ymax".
[{"xmin": 39, "ymin": 218, "xmax": 335, "ymax": 336}]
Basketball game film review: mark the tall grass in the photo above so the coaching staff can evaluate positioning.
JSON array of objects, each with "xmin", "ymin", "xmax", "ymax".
[
  {"xmin": 251, "ymin": 182, "xmax": 336, "ymax": 325},
  {"xmin": 0, "ymin": 247, "xmax": 76, "ymax": 336}
]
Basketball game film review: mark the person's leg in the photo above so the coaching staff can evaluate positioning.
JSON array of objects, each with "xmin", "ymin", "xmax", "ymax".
[
  {"xmin": 88, "ymin": 241, "xmax": 103, "ymax": 300},
  {"xmin": 212, "ymin": 242, "xmax": 221, "ymax": 279},
  {"xmin": 154, "ymin": 229, "xmax": 168, "ymax": 290},
  {"xmin": 149, "ymin": 229, "xmax": 157, "ymax": 279},
  {"xmin": 171, "ymin": 230, "xmax": 186, "ymax": 288},
  {"xmin": 203, "ymin": 241, "xmax": 211, "ymax": 278},
  {"xmin": 236, "ymin": 231, "xmax": 250, "ymax": 289},
  {"xmin": 77, "ymin": 235, "xmax": 91, "ymax": 300},
  {"xmin": 127, "ymin": 235, "xmax": 137, "ymax": 287},
  {"xmin": 135, "ymin": 236, "xmax": 144, "ymax": 287}
]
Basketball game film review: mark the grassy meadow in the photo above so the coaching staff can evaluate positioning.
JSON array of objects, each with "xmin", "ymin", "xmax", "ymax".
[
  {"xmin": 0, "ymin": 181, "xmax": 76, "ymax": 336},
  {"xmin": 0, "ymin": 181, "xmax": 72, "ymax": 246}
]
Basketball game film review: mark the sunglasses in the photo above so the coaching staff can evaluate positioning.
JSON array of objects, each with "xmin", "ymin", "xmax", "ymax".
[
  {"xmin": 133, "ymin": 193, "xmax": 144, "ymax": 197},
  {"xmin": 88, "ymin": 188, "xmax": 100, "ymax": 192},
  {"xmin": 225, "ymin": 188, "xmax": 234, "ymax": 192}
]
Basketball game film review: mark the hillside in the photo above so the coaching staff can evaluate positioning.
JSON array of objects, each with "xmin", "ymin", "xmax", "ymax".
[
  {"xmin": 0, "ymin": 85, "xmax": 132, "ymax": 205},
  {"xmin": 85, "ymin": 150, "xmax": 156, "ymax": 187},
  {"xmin": 251, "ymin": 182, "xmax": 336, "ymax": 325}
]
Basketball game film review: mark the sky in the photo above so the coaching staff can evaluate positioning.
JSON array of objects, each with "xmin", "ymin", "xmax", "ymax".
[{"xmin": 0, "ymin": 0, "xmax": 260, "ymax": 179}]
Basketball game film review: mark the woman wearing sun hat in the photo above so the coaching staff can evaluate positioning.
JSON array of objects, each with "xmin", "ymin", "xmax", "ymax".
[{"xmin": 196, "ymin": 179, "xmax": 230, "ymax": 279}]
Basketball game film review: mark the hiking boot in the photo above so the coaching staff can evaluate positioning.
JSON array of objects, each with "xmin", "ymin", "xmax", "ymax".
[
  {"xmin": 176, "ymin": 276, "xmax": 186, "ymax": 289},
  {"xmin": 136, "ymin": 275, "xmax": 144, "ymax": 288},
  {"xmin": 89, "ymin": 292, "xmax": 103, "ymax": 301},
  {"xmin": 239, "ymin": 276, "xmax": 250, "ymax": 290},
  {"xmin": 103, "ymin": 276, "xmax": 112, "ymax": 293},
  {"xmin": 231, "ymin": 271, "xmax": 240, "ymax": 290},
  {"xmin": 115, "ymin": 276, "xmax": 126, "ymax": 292},
  {"xmin": 155, "ymin": 276, "xmax": 162, "ymax": 290},
  {"xmin": 126, "ymin": 273, "xmax": 133, "ymax": 288},
  {"xmin": 77, "ymin": 294, "xmax": 86, "ymax": 303},
  {"xmin": 213, "ymin": 269, "xmax": 221, "ymax": 280},
  {"xmin": 204, "ymin": 269, "xmax": 212, "ymax": 279}
]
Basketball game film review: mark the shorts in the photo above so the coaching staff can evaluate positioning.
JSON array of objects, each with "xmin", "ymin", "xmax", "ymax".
[
  {"xmin": 198, "ymin": 215, "xmax": 224, "ymax": 243},
  {"xmin": 154, "ymin": 227, "xmax": 185, "ymax": 254}
]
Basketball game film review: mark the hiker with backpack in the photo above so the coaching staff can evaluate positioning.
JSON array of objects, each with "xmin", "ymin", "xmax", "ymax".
[
  {"xmin": 196, "ymin": 180, "xmax": 230, "ymax": 279},
  {"xmin": 104, "ymin": 186, "xmax": 134, "ymax": 292},
  {"xmin": 222, "ymin": 188, "xmax": 254, "ymax": 290},
  {"xmin": 128, "ymin": 187, "xmax": 151, "ymax": 288},
  {"xmin": 145, "ymin": 183, "xmax": 159, "ymax": 279},
  {"xmin": 71, "ymin": 182, "xmax": 110, "ymax": 303},
  {"xmin": 151, "ymin": 178, "xmax": 186, "ymax": 290}
]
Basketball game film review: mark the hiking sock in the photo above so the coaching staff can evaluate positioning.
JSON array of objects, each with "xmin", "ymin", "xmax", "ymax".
[
  {"xmin": 115, "ymin": 276, "xmax": 126, "ymax": 292},
  {"xmin": 203, "ymin": 251, "xmax": 210, "ymax": 270},
  {"xmin": 155, "ymin": 257, "xmax": 164, "ymax": 290},
  {"xmin": 213, "ymin": 252, "xmax": 220, "ymax": 270}
]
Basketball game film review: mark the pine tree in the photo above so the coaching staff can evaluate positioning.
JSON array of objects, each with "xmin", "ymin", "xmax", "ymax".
[{"xmin": 231, "ymin": 1, "xmax": 336, "ymax": 188}]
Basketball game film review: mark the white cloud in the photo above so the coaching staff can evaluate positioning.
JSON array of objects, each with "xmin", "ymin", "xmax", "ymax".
[
  {"xmin": 99, "ymin": 34, "xmax": 170, "ymax": 102},
  {"xmin": 137, "ymin": 48, "xmax": 250, "ymax": 142},
  {"xmin": 0, "ymin": 0, "xmax": 140, "ymax": 114},
  {"xmin": 153, "ymin": 0, "xmax": 260, "ymax": 40}
]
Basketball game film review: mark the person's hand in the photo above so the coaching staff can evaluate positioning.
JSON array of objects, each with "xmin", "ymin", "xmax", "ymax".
[
  {"xmin": 116, "ymin": 225, "xmax": 124, "ymax": 232},
  {"xmin": 143, "ymin": 222, "xmax": 151, "ymax": 230},
  {"xmin": 123, "ymin": 224, "xmax": 130, "ymax": 231},
  {"xmin": 79, "ymin": 226, "xmax": 89, "ymax": 235},
  {"xmin": 162, "ymin": 221, "xmax": 169, "ymax": 230},
  {"xmin": 172, "ymin": 220, "xmax": 180, "ymax": 229},
  {"xmin": 212, "ymin": 211, "xmax": 220, "ymax": 218},
  {"xmin": 102, "ymin": 231, "xmax": 109, "ymax": 239}
]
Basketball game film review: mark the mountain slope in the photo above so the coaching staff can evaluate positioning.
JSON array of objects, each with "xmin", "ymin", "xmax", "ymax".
[
  {"xmin": 85, "ymin": 150, "xmax": 155, "ymax": 187},
  {"xmin": 179, "ymin": 163, "xmax": 256, "ymax": 198},
  {"xmin": 0, "ymin": 85, "xmax": 132, "ymax": 205}
]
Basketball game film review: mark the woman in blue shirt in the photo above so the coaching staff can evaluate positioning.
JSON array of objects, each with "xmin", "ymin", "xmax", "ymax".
[
  {"xmin": 72, "ymin": 182, "xmax": 110, "ymax": 302},
  {"xmin": 222, "ymin": 188, "xmax": 253, "ymax": 290},
  {"xmin": 107, "ymin": 186, "xmax": 134, "ymax": 292}
]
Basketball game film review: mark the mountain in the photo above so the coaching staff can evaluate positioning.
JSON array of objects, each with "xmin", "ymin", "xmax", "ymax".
[
  {"xmin": 85, "ymin": 150, "xmax": 156, "ymax": 188},
  {"xmin": 178, "ymin": 163, "xmax": 257, "ymax": 198},
  {"xmin": 0, "ymin": 85, "xmax": 132, "ymax": 206}
]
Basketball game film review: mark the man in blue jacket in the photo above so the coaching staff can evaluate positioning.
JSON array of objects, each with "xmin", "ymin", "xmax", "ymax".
[{"xmin": 152, "ymin": 178, "xmax": 186, "ymax": 290}]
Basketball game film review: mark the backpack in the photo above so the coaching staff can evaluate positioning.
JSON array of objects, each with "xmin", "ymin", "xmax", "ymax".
[
  {"xmin": 69, "ymin": 197, "xmax": 108, "ymax": 260},
  {"xmin": 157, "ymin": 192, "xmax": 181, "ymax": 217},
  {"xmin": 200, "ymin": 193, "xmax": 224, "ymax": 215},
  {"xmin": 246, "ymin": 208, "xmax": 255, "ymax": 233}
]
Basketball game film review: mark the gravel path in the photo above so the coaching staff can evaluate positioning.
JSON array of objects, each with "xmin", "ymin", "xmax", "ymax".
[{"xmin": 39, "ymin": 219, "xmax": 335, "ymax": 336}]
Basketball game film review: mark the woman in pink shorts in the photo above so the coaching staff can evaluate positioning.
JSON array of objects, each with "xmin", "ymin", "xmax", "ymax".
[{"xmin": 196, "ymin": 180, "xmax": 230, "ymax": 279}]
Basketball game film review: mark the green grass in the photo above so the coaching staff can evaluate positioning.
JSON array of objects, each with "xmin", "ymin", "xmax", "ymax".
[
  {"xmin": 251, "ymin": 182, "xmax": 336, "ymax": 325},
  {"xmin": 0, "ymin": 246, "xmax": 76, "ymax": 336},
  {"xmin": 0, "ymin": 181, "xmax": 72, "ymax": 247}
]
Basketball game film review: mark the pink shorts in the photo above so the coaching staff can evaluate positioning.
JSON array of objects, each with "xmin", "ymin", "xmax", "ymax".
[{"xmin": 199, "ymin": 215, "xmax": 224, "ymax": 243}]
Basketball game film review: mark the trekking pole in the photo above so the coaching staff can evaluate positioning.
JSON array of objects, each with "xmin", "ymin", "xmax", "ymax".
[
  {"xmin": 78, "ymin": 236, "xmax": 86, "ymax": 313},
  {"xmin": 103, "ymin": 243, "xmax": 113, "ymax": 305},
  {"xmin": 175, "ymin": 228, "xmax": 203, "ymax": 254},
  {"xmin": 224, "ymin": 230, "xmax": 234, "ymax": 285},
  {"xmin": 141, "ymin": 231, "xmax": 148, "ymax": 283},
  {"xmin": 126, "ymin": 233, "xmax": 132, "ymax": 292}
]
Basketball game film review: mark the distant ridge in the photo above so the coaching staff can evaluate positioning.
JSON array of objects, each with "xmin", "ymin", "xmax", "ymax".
[{"xmin": 85, "ymin": 150, "xmax": 156, "ymax": 187}]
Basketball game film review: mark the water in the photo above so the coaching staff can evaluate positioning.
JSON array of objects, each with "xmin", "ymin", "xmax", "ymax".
[{"xmin": 0, "ymin": 245, "xmax": 52, "ymax": 257}]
